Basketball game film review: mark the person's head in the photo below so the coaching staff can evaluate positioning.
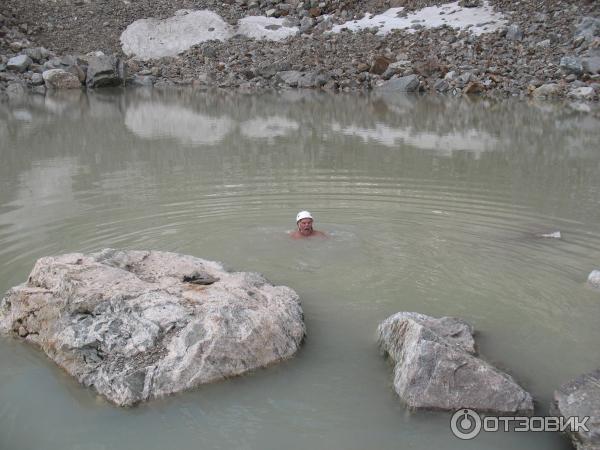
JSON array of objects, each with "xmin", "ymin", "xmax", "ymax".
[{"xmin": 296, "ymin": 210, "xmax": 314, "ymax": 236}]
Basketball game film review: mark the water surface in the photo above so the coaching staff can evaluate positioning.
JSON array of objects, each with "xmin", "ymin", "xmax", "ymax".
[{"xmin": 1, "ymin": 89, "xmax": 600, "ymax": 450}]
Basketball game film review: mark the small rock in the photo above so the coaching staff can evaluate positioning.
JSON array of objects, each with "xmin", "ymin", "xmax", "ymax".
[
  {"xmin": 43, "ymin": 69, "xmax": 82, "ymax": 89},
  {"xmin": 588, "ymin": 270, "xmax": 600, "ymax": 288},
  {"xmin": 23, "ymin": 47, "xmax": 50, "ymax": 63},
  {"xmin": 536, "ymin": 39, "xmax": 551, "ymax": 48},
  {"xmin": 537, "ymin": 231, "xmax": 561, "ymax": 239},
  {"xmin": 532, "ymin": 83, "xmax": 561, "ymax": 97},
  {"xmin": 30, "ymin": 73, "xmax": 44, "ymax": 86},
  {"xmin": 434, "ymin": 79, "xmax": 450, "ymax": 92},
  {"xmin": 7, "ymin": 55, "xmax": 33, "ymax": 73},
  {"xmin": 308, "ymin": 7, "xmax": 321, "ymax": 18},
  {"xmin": 568, "ymin": 86, "xmax": 594, "ymax": 100},
  {"xmin": 86, "ymin": 54, "xmax": 122, "ymax": 88},
  {"xmin": 370, "ymin": 56, "xmax": 391, "ymax": 75},
  {"xmin": 376, "ymin": 75, "xmax": 420, "ymax": 92},
  {"xmin": 463, "ymin": 81, "xmax": 484, "ymax": 94},
  {"xmin": 506, "ymin": 24, "xmax": 523, "ymax": 41},
  {"xmin": 560, "ymin": 56, "xmax": 583, "ymax": 76}
]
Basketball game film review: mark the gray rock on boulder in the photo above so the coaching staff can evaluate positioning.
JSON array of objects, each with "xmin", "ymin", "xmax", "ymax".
[
  {"xmin": 551, "ymin": 369, "xmax": 600, "ymax": 450},
  {"xmin": 0, "ymin": 249, "xmax": 305, "ymax": 406},
  {"xmin": 43, "ymin": 69, "xmax": 82, "ymax": 89},
  {"xmin": 7, "ymin": 55, "xmax": 32, "ymax": 73},
  {"xmin": 86, "ymin": 54, "xmax": 123, "ymax": 88},
  {"xmin": 377, "ymin": 312, "xmax": 534, "ymax": 413}
]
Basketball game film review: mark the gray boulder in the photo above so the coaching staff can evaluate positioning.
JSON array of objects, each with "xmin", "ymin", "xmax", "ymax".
[
  {"xmin": 43, "ymin": 69, "xmax": 82, "ymax": 89},
  {"xmin": 377, "ymin": 312, "xmax": 533, "ymax": 413},
  {"xmin": 551, "ymin": 369, "xmax": 600, "ymax": 450},
  {"xmin": 7, "ymin": 55, "xmax": 32, "ymax": 73},
  {"xmin": 0, "ymin": 250, "xmax": 305, "ymax": 406},
  {"xmin": 86, "ymin": 55, "xmax": 123, "ymax": 88},
  {"xmin": 376, "ymin": 75, "xmax": 421, "ymax": 92}
]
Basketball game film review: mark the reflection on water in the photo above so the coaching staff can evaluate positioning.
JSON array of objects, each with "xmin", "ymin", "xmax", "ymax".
[{"xmin": 1, "ymin": 89, "xmax": 600, "ymax": 450}]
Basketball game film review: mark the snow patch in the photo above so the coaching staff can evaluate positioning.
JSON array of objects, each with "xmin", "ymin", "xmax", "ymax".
[{"xmin": 331, "ymin": 1, "xmax": 507, "ymax": 36}]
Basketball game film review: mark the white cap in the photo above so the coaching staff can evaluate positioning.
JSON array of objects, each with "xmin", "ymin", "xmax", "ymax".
[{"xmin": 296, "ymin": 210, "xmax": 313, "ymax": 222}]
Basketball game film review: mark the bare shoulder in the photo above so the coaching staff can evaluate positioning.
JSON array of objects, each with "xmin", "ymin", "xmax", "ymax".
[{"xmin": 312, "ymin": 230, "xmax": 328, "ymax": 238}]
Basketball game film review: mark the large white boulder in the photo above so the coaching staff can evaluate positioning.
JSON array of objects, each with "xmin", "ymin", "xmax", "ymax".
[
  {"xmin": 0, "ymin": 249, "xmax": 305, "ymax": 406},
  {"xmin": 120, "ymin": 10, "xmax": 233, "ymax": 60}
]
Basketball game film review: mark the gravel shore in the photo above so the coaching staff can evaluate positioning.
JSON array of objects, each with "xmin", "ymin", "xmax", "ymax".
[{"xmin": 1, "ymin": 0, "xmax": 599, "ymax": 100}]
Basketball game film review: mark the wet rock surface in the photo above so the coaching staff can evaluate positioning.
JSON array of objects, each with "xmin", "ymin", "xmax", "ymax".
[
  {"xmin": 551, "ymin": 369, "xmax": 600, "ymax": 450},
  {"xmin": 0, "ymin": 249, "xmax": 305, "ymax": 406},
  {"xmin": 377, "ymin": 312, "xmax": 534, "ymax": 413},
  {"xmin": 0, "ymin": 0, "xmax": 598, "ymax": 100}
]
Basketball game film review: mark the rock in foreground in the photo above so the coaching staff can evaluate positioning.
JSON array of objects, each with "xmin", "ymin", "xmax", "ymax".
[
  {"xmin": 0, "ymin": 249, "xmax": 305, "ymax": 406},
  {"xmin": 551, "ymin": 369, "xmax": 600, "ymax": 450},
  {"xmin": 377, "ymin": 312, "xmax": 533, "ymax": 413}
]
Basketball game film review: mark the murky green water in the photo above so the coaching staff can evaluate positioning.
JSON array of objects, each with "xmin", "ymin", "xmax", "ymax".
[{"xmin": 1, "ymin": 89, "xmax": 600, "ymax": 450}]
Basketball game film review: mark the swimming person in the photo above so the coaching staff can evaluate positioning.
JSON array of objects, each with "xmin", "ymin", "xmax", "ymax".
[{"xmin": 290, "ymin": 210, "xmax": 327, "ymax": 239}]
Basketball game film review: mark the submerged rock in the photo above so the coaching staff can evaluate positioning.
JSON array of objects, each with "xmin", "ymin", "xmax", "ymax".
[
  {"xmin": 588, "ymin": 270, "xmax": 600, "ymax": 289},
  {"xmin": 551, "ymin": 369, "xmax": 600, "ymax": 450},
  {"xmin": 377, "ymin": 312, "xmax": 533, "ymax": 413},
  {"xmin": 0, "ymin": 249, "xmax": 305, "ymax": 406}
]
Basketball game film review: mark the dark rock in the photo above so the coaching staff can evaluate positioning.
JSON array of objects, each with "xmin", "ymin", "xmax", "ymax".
[{"xmin": 86, "ymin": 54, "xmax": 122, "ymax": 88}]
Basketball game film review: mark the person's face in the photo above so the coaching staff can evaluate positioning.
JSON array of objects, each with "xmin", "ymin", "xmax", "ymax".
[{"xmin": 297, "ymin": 218, "xmax": 314, "ymax": 235}]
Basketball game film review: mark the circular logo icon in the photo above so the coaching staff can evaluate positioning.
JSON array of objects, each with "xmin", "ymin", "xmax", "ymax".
[{"xmin": 450, "ymin": 408, "xmax": 482, "ymax": 440}]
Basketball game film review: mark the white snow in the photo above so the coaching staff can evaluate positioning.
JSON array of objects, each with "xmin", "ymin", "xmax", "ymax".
[
  {"xmin": 237, "ymin": 16, "xmax": 298, "ymax": 41},
  {"xmin": 330, "ymin": 1, "xmax": 507, "ymax": 36}
]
